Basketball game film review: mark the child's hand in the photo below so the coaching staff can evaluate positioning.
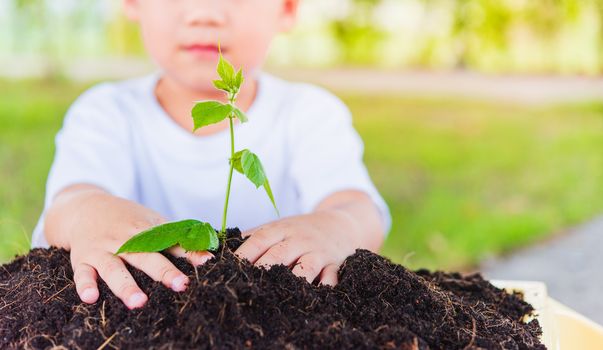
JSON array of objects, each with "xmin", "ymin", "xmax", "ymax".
[
  {"xmin": 69, "ymin": 218, "xmax": 213, "ymax": 310},
  {"xmin": 235, "ymin": 191, "xmax": 384, "ymax": 285},
  {"xmin": 45, "ymin": 185, "xmax": 213, "ymax": 309}
]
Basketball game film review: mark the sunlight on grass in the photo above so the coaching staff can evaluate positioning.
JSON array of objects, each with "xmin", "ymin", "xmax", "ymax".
[{"xmin": 343, "ymin": 95, "xmax": 603, "ymax": 270}]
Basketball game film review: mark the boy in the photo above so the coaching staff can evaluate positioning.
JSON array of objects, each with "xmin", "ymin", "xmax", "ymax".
[{"xmin": 32, "ymin": 0, "xmax": 391, "ymax": 310}]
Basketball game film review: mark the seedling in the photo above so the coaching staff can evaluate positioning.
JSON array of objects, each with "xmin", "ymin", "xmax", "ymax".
[{"xmin": 116, "ymin": 51, "xmax": 277, "ymax": 255}]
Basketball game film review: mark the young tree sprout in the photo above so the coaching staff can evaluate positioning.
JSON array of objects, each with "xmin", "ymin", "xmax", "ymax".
[{"xmin": 116, "ymin": 51, "xmax": 278, "ymax": 255}]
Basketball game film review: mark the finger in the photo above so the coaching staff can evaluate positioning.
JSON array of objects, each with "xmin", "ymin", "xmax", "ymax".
[
  {"xmin": 235, "ymin": 227, "xmax": 284, "ymax": 264},
  {"xmin": 291, "ymin": 254, "xmax": 325, "ymax": 284},
  {"xmin": 95, "ymin": 253, "xmax": 148, "ymax": 309},
  {"xmin": 254, "ymin": 241, "xmax": 304, "ymax": 268},
  {"xmin": 319, "ymin": 264, "xmax": 339, "ymax": 286},
  {"xmin": 120, "ymin": 252, "xmax": 189, "ymax": 292},
  {"xmin": 168, "ymin": 246, "xmax": 214, "ymax": 266},
  {"xmin": 186, "ymin": 250, "xmax": 214, "ymax": 266},
  {"xmin": 73, "ymin": 262, "xmax": 99, "ymax": 304},
  {"xmin": 241, "ymin": 226, "xmax": 260, "ymax": 238}
]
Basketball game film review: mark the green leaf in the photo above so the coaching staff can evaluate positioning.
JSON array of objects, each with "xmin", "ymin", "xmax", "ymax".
[
  {"xmin": 116, "ymin": 219, "xmax": 200, "ymax": 254},
  {"xmin": 192, "ymin": 101, "xmax": 234, "ymax": 130},
  {"xmin": 213, "ymin": 79, "xmax": 230, "ymax": 93},
  {"xmin": 217, "ymin": 53, "xmax": 236, "ymax": 87},
  {"xmin": 241, "ymin": 150, "xmax": 266, "ymax": 188},
  {"xmin": 115, "ymin": 220, "xmax": 220, "ymax": 254},
  {"xmin": 179, "ymin": 222, "xmax": 220, "ymax": 251},
  {"xmin": 231, "ymin": 150, "xmax": 245, "ymax": 174},
  {"xmin": 237, "ymin": 150, "xmax": 279, "ymax": 215},
  {"xmin": 233, "ymin": 107, "xmax": 248, "ymax": 123},
  {"xmin": 234, "ymin": 69, "xmax": 244, "ymax": 90},
  {"xmin": 262, "ymin": 176, "xmax": 279, "ymax": 216}
]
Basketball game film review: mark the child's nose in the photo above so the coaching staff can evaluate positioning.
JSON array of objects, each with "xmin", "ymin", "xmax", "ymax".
[{"xmin": 183, "ymin": 0, "xmax": 227, "ymax": 27}]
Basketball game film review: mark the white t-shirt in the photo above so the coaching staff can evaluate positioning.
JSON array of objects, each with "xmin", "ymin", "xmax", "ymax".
[{"xmin": 31, "ymin": 72, "xmax": 391, "ymax": 248}]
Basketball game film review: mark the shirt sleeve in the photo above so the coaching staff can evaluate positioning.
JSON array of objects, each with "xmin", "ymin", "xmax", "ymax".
[
  {"xmin": 31, "ymin": 84, "xmax": 136, "ymax": 248},
  {"xmin": 287, "ymin": 85, "xmax": 392, "ymax": 235}
]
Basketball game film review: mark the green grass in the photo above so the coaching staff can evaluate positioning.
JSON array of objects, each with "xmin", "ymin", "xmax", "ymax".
[
  {"xmin": 1, "ymin": 79, "xmax": 603, "ymax": 271},
  {"xmin": 0, "ymin": 79, "xmax": 84, "ymax": 262},
  {"xmin": 344, "ymin": 94, "xmax": 603, "ymax": 270}
]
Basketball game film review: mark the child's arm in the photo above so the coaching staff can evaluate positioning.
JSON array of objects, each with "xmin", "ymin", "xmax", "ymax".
[
  {"xmin": 44, "ymin": 184, "xmax": 213, "ymax": 309},
  {"xmin": 235, "ymin": 189, "xmax": 385, "ymax": 285}
]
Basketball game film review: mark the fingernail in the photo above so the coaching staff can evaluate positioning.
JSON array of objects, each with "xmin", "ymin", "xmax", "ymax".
[
  {"xmin": 171, "ymin": 275, "xmax": 188, "ymax": 292},
  {"xmin": 194, "ymin": 255, "xmax": 211, "ymax": 266},
  {"xmin": 81, "ymin": 288, "xmax": 98, "ymax": 303},
  {"xmin": 128, "ymin": 292, "xmax": 147, "ymax": 309}
]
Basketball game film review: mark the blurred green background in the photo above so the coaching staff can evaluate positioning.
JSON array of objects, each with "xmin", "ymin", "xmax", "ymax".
[
  {"xmin": 3, "ymin": 0, "xmax": 603, "ymax": 74},
  {"xmin": 1, "ymin": 0, "xmax": 603, "ymax": 270}
]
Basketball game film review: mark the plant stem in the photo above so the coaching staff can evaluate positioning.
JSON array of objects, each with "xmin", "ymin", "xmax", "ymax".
[{"xmin": 220, "ymin": 103, "xmax": 236, "ymax": 240}]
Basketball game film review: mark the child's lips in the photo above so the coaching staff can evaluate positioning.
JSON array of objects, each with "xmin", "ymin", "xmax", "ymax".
[{"xmin": 182, "ymin": 44, "xmax": 222, "ymax": 60}]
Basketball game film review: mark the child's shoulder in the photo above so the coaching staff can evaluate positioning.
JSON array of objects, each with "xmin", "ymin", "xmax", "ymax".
[
  {"xmin": 73, "ymin": 74, "xmax": 156, "ymax": 108},
  {"xmin": 262, "ymin": 73, "xmax": 351, "ymax": 122},
  {"xmin": 264, "ymin": 73, "xmax": 347, "ymax": 107},
  {"xmin": 62, "ymin": 75, "xmax": 157, "ymax": 131}
]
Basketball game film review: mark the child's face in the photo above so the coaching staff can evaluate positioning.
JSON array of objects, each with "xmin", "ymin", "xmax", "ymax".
[{"xmin": 123, "ymin": 0, "xmax": 298, "ymax": 90}]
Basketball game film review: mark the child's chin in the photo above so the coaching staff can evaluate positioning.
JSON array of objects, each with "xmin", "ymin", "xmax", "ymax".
[
  {"xmin": 167, "ymin": 66, "xmax": 215, "ymax": 88},
  {"xmin": 178, "ymin": 73, "xmax": 220, "ymax": 91}
]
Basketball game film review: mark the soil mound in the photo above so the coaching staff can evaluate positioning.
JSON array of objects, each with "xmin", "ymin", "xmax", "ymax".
[{"xmin": 0, "ymin": 229, "xmax": 544, "ymax": 349}]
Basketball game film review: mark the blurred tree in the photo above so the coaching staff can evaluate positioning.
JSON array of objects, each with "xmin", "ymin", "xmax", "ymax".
[
  {"xmin": 331, "ymin": 0, "xmax": 387, "ymax": 65},
  {"xmin": 3, "ymin": 0, "xmax": 603, "ymax": 74},
  {"xmin": 12, "ymin": 0, "xmax": 60, "ymax": 78},
  {"xmin": 9, "ymin": 0, "xmax": 104, "ymax": 78},
  {"xmin": 446, "ymin": 0, "xmax": 603, "ymax": 73},
  {"xmin": 106, "ymin": 12, "xmax": 145, "ymax": 57},
  {"xmin": 100, "ymin": 0, "xmax": 144, "ymax": 56},
  {"xmin": 12, "ymin": 0, "xmax": 44, "ymax": 52},
  {"xmin": 451, "ymin": 0, "xmax": 513, "ymax": 69}
]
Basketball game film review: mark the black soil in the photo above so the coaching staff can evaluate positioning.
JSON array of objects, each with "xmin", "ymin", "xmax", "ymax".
[{"xmin": 0, "ymin": 229, "xmax": 545, "ymax": 349}]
